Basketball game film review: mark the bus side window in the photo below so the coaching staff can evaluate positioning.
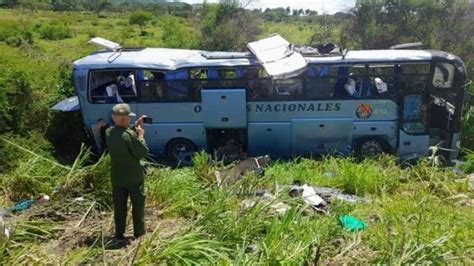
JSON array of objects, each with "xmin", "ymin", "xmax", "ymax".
[
  {"xmin": 274, "ymin": 78, "xmax": 303, "ymax": 99},
  {"xmin": 89, "ymin": 70, "xmax": 137, "ymax": 104},
  {"xmin": 304, "ymin": 65, "xmax": 335, "ymax": 99},
  {"xmin": 368, "ymin": 64, "xmax": 395, "ymax": 97},
  {"xmin": 137, "ymin": 70, "xmax": 165, "ymax": 101},
  {"xmin": 245, "ymin": 68, "xmax": 273, "ymax": 101},
  {"xmin": 190, "ymin": 68, "xmax": 207, "ymax": 100},
  {"xmin": 165, "ymin": 69, "xmax": 190, "ymax": 101},
  {"xmin": 433, "ymin": 62, "xmax": 454, "ymax": 89},
  {"xmin": 399, "ymin": 63, "xmax": 430, "ymax": 94}
]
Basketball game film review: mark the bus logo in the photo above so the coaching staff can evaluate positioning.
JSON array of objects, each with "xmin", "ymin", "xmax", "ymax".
[{"xmin": 356, "ymin": 103, "xmax": 372, "ymax": 119}]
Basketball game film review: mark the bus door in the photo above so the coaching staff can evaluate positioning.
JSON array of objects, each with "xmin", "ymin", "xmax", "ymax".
[
  {"xmin": 398, "ymin": 94, "xmax": 430, "ymax": 159},
  {"xmin": 201, "ymin": 89, "xmax": 247, "ymax": 129}
]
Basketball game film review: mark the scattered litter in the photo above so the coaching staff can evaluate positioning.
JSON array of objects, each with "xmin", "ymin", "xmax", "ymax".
[
  {"xmin": 240, "ymin": 192, "xmax": 290, "ymax": 215},
  {"xmin": 290, "ymin": 181, "xmax": 368, "ymax": 208},
  {"xmin": 447, "ymin": 194, "xmax": 474, "ymax": 207},
  {"xmin": 215, "ymin": 155, "xmax": 271, "ymax": 186},
  {"xmin": 11, "ymin": 194, "xmax": 50, "ymax": 213},
  {"xmin": 74, "ymin": 197, "xmax": 85, "ymax": 202},
  {"xmin": 468, "ymin": 173, "xmax": 474, "ymax": 191},
  {"xmin": 339, "ymin": 215, "xmax": 367, "ymax": 232},
  {"xmin": 312, "ymin": 187, "xmax": 369, "ymax": 204},
  {"xmin": 452, "ymin": 159, "xmax": 466, "ymax": 166},
  {"xmin": 0, "ymin": 207, "xmax": 9, "ymax": 217},
  {"xmin": 0, "ymin": 216, "xmax": 12, "ymax": 248},
  {"xmin": 290, "ymin": 181, "xmax": 328, "ymax": 213},
  {"xmin": 323, "ymin": 172, "xmax": 336, "ymax": 178},
  {"xmin": 452, "ymin": 168, "xmax": 464, "ymax": 175}
]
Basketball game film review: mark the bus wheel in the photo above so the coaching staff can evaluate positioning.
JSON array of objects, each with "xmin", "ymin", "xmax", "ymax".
[
  {"xmin": 166, "ymin": 138, "xmax": 197, "ymax": 166},
  {"xmin": 356, "ymin": 138, "xmax": 387, "ymax": 158}
]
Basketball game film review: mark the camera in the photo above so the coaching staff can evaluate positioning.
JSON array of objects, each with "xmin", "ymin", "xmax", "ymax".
[{"xmin": 142, "ymin": 116, "xmax": 153, "ymax": 124}]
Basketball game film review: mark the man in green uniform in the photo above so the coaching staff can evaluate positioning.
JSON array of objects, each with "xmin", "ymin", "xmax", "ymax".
[{"xmin": 106, "ymin": 103, "xmax": 149, "ymax": 240}]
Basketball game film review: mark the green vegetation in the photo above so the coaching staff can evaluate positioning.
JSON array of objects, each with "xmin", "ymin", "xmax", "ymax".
[
  {"xmin": 1, "ymin": 136, "xmax": 473, "ymax": 264},
  {"xmin": 0, "ymin": 0, "xmax": 473, "ymax": 263},
  {"xmin": 129, "ymin": 11, "xmax": 152, "ymax": 35}
]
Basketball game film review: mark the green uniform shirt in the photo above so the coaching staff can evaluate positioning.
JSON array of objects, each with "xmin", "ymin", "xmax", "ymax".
[{"xmin": 106, "ymin": 126, "xmax": 149, "ymax": 187}]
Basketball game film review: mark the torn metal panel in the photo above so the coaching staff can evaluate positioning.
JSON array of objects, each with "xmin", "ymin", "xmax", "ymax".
[
  {"xmin": 51, "ymin": 96, "xmax": 80, "ymax": 112},
  {"xmin": 247, "ymin": 34, "xmax": 308, "ymax": 79}
]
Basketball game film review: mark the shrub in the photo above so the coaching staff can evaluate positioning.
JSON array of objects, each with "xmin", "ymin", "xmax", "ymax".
[
  {"xmin": 38, "ymin": 23, "xmax": 74, "ymax": 40},
  {"xmin": 129, "ymin": 11, "xmax": 153, "ymax": 35}
]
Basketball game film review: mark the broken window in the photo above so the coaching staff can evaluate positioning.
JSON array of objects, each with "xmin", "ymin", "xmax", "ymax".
[
  {"xmin": 433, "ymin": 62, "xmax": 455, "ymax": 89},
  {"xmin": 89, "ymin": 70, "xmax": 137, "ymax": 104}
]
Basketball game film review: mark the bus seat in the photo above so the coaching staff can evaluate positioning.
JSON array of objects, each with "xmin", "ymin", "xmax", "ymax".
[
  {"xmin": 106, "ymin": 84, "xmax": 124, "ymax": 103},
  {"xmin": 344, "ymin": 78, "xmax": 358, "ymax": 98},
  {"xmin": 375, "ymin": 77, "xmax": 388, "ymax": 96}
]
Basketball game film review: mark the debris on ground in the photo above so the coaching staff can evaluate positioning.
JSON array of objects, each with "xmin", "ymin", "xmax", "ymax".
[
  {"xmin": 10, "ymin": 194, "xmax": 50, "ymax": 213},
  {"xmin": 468, "ymin": 173, "xmax": 474, "ymax": 191},
  {"xmin": 312, "ymin": 187, "xmax": 369, "ymax": 204},
  {"xmin": 452, "ymin": 168, "xmax": 464, "ymax": 175},
  {"xmin": 215, "ymin": 155, "xmax": 271, "ymax": 187},
  {"xmin": 0, "ymin": 216, "xmax": 12, "ymax": 251},
  {"xmin": 289, "ymin": 181, "xmax": 368, "ymax": 214},
  {"xmin": 339, "ymin": 215, "xmax": 367, "ymax": 232},
  {"xmin": 289, "ymin": 181, "xmax": 328, "ymax": 213},
  {"xmin": 323, "ymin": 171, "xmax": 336, "ymax": 178},
  {"xmin": 240, "ymin": 192, "xmax": 291, "ymax": 215}
]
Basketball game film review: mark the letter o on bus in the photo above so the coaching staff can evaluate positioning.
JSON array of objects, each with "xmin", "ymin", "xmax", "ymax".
[{"xmin": 194, "ymin": 105, "xmax": 202, "ymax": 113}]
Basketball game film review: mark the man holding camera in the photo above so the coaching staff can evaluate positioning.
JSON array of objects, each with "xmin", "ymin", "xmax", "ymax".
[{"xmin": 106, "ymin": 103, "xmax": 149, "ymax": 241}]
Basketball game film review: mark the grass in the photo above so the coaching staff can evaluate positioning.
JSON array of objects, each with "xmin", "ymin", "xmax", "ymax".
[{"xmin": 1, "ymin": 136, "xmax": 473, "ymax": 264}]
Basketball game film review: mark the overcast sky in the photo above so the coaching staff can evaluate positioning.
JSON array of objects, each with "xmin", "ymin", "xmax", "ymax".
[{"xmin": 181, "ymin": 0, "xmax": 356, "ymax": 14}]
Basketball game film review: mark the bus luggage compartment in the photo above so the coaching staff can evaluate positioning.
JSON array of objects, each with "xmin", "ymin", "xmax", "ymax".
[
  {"xmin": 291, "ymin": 118, "xmax": 353, "ymax": 155},
  {"xmin": 201, "ymin": 89, "xmax": 247, "ymax": 128}
]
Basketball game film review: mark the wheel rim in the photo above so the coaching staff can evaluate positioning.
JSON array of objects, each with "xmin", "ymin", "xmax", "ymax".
[
  {"xmin": 360, "ymin": 140, "xmax": 383, "ymax": 157},
  {"xmin": 172, "ymin": 143, "xmax": 195, "ymax": 165}
]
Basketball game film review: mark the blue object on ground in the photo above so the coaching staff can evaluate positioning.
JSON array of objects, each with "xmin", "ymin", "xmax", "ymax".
[
  {"xmin": 339, "ymin": 215, "xmax": 367, "ymax": 232},
  {"xmin": 10, "ymin": 200, "xmax": 36, "ymax": 213}
]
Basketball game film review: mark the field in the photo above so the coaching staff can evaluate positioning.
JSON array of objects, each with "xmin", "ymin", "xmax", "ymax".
[{"xmin": 1, "ymin": 4, "xmax": 474, "ymax": 264}]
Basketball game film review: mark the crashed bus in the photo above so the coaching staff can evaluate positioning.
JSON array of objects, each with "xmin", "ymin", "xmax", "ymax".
[{"xmin": 53, "ymin": 35, "xmax": 470, "ymax": 165}]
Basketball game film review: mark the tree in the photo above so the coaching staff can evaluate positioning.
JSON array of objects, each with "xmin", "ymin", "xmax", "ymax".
[
  {"xmin": 348, "ymin": 0, "xmax": 448, "ymax": 49},
  {"xmin": 200, "ymin": 2, "xmax": 261, "ymax": 51},
  {"xmin": 84, "ymin": 0, "xmax": 110, "ymax": 17},
  {"xmin": 129, "ymin": 11, "xmax": 152, "ymax": 35}
]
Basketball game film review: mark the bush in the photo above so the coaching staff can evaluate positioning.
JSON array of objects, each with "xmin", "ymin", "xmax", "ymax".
[
  {"xmin": 38, "ymin": 23, "xmax": 74, "ymax": 40},
  {"xmin": 129, "ymin": 11, "xmax": 153, "ymax": 35}
]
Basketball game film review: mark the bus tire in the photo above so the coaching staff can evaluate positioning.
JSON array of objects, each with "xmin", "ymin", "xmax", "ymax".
[
  {"xmin": 166, "ymin": 138, "xmax": 198, "ymax": 166},
  {"xmin": 355, "ymin": 137, "xmax": 390, "ymax": 158}
]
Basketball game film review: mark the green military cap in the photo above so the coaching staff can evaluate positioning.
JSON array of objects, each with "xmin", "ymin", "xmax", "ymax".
[{"xmin": 112, "ymin": 103, "xmax": 136, "ymax": 117}]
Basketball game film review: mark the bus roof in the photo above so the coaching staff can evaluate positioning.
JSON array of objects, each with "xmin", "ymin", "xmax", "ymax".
[{"xmin": 73, "ymin": 47, "xmax": 434, "ymax": 70}]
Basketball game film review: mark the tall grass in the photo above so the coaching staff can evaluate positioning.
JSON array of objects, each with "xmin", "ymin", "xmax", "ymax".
[{"xmin": 1, "ymin": 137, "xmax": 474, "ymax": 264}]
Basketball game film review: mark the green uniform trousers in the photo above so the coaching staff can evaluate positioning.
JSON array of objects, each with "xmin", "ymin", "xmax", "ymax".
[{"xmin": 112, "ymin": 185, "xmax": 145, "ymax": 238}]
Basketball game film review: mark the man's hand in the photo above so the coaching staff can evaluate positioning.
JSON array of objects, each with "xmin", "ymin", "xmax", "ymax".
[
  {"xmin": 136, "ymin": 125, "xmax": 145, "ymax": 140},
  {"xmin": 134, "ymin": 115, "xmax": 147, "ymax": 128}
]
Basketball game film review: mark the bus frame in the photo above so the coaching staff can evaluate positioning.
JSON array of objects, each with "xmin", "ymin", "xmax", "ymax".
[{"xmin": 53, "ymin": 37, "xmax": 470, "ymax": 165}]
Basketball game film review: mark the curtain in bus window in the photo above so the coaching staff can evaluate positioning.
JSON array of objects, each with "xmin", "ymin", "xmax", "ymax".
[
  {"xmin": 165, "ymin": 70, "xmax": 189, "ymax": 100},
  {"xmin": 334, "ymin": 66, "xmax": 349, "ymax": 97},
  {"xmin": 207, "ymin": 69, "xmax": 219, "ymax": 79},
  {"xmin": 236, "ymin": 68, "xmax": 244, "ymax": 79}
]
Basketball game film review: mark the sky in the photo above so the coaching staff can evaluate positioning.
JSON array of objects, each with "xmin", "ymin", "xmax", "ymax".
[{"xmin": 180, "ymin": 0, "xmax": 357, "ymax": 14}]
